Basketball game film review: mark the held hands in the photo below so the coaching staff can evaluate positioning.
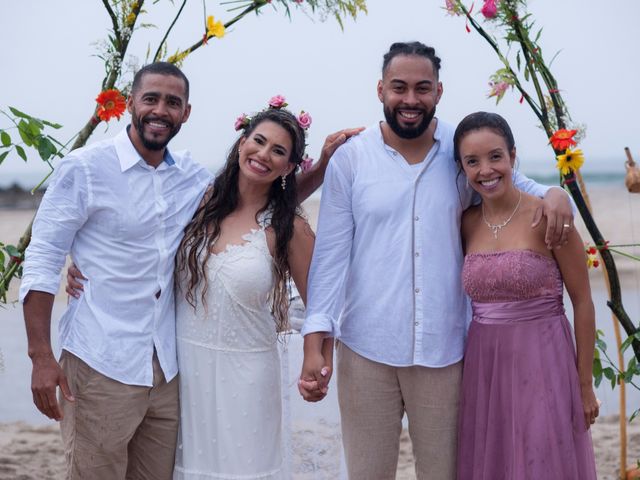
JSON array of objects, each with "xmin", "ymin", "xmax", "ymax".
[
  {"xmin": 532, "ymin": 186, "xmax": 574, "ymax": 249},
  {"xmin": 580, "ymin": 385, "xmax": 600, "ymax": 429},
  {"xmin": 65, "ymin": 263, "xmax": 86, "ymax": 299},
  {"xmin": 298, "ymin": 335, "xmax": 334, "ymax": 402},
  {"xmin": 31, "ymin": 353, "xmax": 74, "ymax": 421}
]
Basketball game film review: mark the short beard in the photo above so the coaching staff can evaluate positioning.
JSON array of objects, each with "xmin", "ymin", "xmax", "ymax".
[
  {"xmin": 132, "ymin": 111, "xmax": 181, "ymax": 151},
  {"xmin": 383, "ymin": 105, "xmax": 435, "ymax": 140}
]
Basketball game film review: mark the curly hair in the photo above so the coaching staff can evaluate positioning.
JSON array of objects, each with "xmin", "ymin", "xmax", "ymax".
[
  {"xmin": 382, "ymin": 41, "xmax": 442, "ymax": 78},
  {"xmin": 175, "ymin": 108, "xmax": 306, "ymax": 332}
]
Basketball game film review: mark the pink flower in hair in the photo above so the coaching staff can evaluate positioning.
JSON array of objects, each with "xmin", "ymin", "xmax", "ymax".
[
  {"xmin": 234, "ymin": 113, "xmax": 249, "ymax": 131},
  {"xmin": 297, "ymin": 111, "xmax": 312, "ymax": 130},
  {"xmin": 300, "ymin": 155, "xmax": 314, "ymax": 173},
  {"xmin": 268, "ymin": 95, "xmax": 287, "ymax": 108}
]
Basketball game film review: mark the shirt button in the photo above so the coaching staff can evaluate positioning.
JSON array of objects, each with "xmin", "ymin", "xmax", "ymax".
[
  {"xmin": 415, "ymin": 252, "xmax": 420, "ymax": 257},
  {"xmin": 415, "ymin": 322, "xmax": 419, "ymax": 326},
  {"xmin": 415, "ymin": 288, "xmax": 420, "ymax": 294},
  {"xmin": 414, "ymin": 216, "xmax": 419, "ymax": 221}
]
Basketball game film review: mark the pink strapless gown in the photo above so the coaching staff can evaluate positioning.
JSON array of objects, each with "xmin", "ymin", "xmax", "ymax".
[{"xmin": 457, "ymin": 250, "xmax": 596, "ymax": 480}]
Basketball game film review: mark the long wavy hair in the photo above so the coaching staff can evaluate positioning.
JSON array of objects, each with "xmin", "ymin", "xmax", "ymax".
[{"xmin": 176, "ymin": 108, "xmax": 306, "ymax": 332}]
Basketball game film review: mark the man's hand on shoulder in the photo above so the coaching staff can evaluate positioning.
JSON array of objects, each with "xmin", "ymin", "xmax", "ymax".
[{"xmin": 532, "ymin": 186, "xmax": 574, "ymax": 249}]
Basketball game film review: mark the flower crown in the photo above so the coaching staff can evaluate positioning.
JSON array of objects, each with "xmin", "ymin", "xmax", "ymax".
[{"xmin": 234, "ymin": 95, "xmax": 314, "ymax": 173}]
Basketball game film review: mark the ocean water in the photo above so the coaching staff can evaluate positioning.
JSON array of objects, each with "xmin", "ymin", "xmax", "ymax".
[
  {"xmin": 0, "ymin": 158, "xmax": 630, "ymax": 190},
  {"xmin": 1, "ymin": 282, "xmax": 639, "ymax": 426}
]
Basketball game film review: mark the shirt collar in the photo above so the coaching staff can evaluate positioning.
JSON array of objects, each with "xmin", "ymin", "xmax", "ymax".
[{"xmin": 115, "ymin": 126, "xmax": 179, "ymax": 172}]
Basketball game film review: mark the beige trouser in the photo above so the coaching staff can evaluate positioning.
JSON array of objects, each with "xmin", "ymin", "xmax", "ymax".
[
  {"xmin": 337, "ymin": 342, "xmax": 461, "ymax": 480},
  {"xmin": 59, "ymin": 350, "xmax": 179, "ymax": 480}
]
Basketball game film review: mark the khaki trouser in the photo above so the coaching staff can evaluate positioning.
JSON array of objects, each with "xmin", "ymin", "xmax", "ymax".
[
  {"xmin": 337, "ymin": 342, "xmax": 461, "ymax": 480},
  {"xmin": 59, "ymin": 350, "xmax": 179, "ymax": 480}
]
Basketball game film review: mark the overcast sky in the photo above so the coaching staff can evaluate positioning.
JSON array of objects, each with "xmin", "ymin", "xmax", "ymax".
[{"xmin": 2, "ymin": 0, "xmax": 639, "ymax": 186}]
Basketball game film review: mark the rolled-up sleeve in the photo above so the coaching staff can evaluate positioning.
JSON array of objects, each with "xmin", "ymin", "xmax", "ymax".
[
  {"xmin": 19, "ymin": 157, "xmax": 89, "ymax": 302},
  {"xmin": 301, "ymin": 149, "xmax": 355, "ymax": 337}
]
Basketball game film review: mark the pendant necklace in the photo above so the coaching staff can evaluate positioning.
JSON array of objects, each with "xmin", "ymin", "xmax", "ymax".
[{"xmin": 482, "ymin": 190, "xmax": 522, "ymax": 239}]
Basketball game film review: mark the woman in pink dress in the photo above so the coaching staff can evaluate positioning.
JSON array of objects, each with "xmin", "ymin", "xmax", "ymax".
[{"xmin": 453, "ymin": 112, "xmax": 599, "ymax": 479}]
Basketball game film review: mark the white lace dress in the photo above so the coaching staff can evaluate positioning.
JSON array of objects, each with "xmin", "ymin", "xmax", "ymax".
[{"xmin": 173, "ymin": 220, "xmax": 289, "ymax": 479}]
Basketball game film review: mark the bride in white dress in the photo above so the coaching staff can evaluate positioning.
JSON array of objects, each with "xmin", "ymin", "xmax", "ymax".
[{"xmin": 172, "ymin": 106, "xmax": 336, "ymax": 479}]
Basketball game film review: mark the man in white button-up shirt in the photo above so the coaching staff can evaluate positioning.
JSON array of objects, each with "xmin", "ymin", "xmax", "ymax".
[
  {"xmin": 20, "ymin": 62, "xmax": 209, "ymax": 479},
  {"xmin": 299, "ymin": 42, "xmax": 574, "ymax": 479}
]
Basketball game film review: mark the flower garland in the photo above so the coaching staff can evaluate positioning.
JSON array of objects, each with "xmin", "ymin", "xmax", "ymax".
[{"xmin": 234, "ymin": 95, "xmax": 314, "ymax": 172}]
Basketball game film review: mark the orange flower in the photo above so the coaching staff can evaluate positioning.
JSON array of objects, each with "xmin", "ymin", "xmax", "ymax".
[
  {"xmin": 549, "ymin": 129, "xmax": 577, "ymax": 151},
  {"xmin": 95, "ymin": 89, "xmax": 127, "ymax": 122}
]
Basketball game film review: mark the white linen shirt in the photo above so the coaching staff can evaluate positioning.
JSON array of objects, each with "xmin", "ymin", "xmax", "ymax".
[
  {"xmin": 301, "ymin": 120, "xmax": 550, "ymax": 367},
  {"xmin": 19, "ymin": 128, "xmax": 212, "ymax": 386}
]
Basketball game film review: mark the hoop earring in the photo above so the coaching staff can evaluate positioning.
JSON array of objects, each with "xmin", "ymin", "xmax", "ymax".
[{"xmin": 281, "ymin": 175, "xmax": 287, "ymax": 190}]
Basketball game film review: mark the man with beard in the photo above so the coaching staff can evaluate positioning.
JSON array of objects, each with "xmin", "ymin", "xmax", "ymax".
[
  {"xmin": 20, "ymin": 61, "xmax": 352, "ymax": 479},
  {"xmin": 298, "ymin": 42, "xmax": 574, "ymax": 479},
  {"xmin": 20, "ymin": 62, "xmax": 208, "ymax": 479}
]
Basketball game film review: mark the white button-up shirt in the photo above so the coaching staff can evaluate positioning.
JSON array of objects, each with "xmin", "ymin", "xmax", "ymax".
[
  {"xmin": 302, "ymin": 120, "xmax": 549, "ymax": 367},
  {"xmin": 20, "ymin": 128, "xmax": 212, "ymax": 386}
]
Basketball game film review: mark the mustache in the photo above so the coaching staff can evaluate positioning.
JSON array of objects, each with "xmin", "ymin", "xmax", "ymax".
[
  {"xmin": 141, "ymin": 115, "xmax": 174, "ymax": 128},
  {"xmin": 394, "ymin": 106, "xmax": 427, "ymax": 113}
]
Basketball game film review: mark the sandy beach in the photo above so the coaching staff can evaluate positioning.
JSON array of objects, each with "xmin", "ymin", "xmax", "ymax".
[
  {"xmin": 2, "ymin": 183, "xmax": 640, "ymax": 478},
  {"xmin": 1, "ymin": 415, "xmax": 639, "ymax": 479}
]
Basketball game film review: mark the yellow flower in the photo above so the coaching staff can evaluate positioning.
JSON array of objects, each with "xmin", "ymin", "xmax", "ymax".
[
  {"xmin": 556, "ymin": 148, "xmax": 585, "ymax": 176},
  {"xmin": 167, "ymin": 50, "xmax": 189, "ymax": 67},
  {"xmin": 126, "ymin": 12, "xmax": 136, "ymax": 27},
  {"xmin": 207, "ymin": 16, "xmax": 225, "ymax": 39}
]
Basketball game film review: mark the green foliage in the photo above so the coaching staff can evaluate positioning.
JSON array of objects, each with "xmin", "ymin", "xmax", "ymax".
[
  {"xmin": 221, "ymin": 0, "xmax": 367, "ymax": 30},
  {"xmin": 594, "ymin": 330, "xmax": 640, "ymax": 422},
  {"xmin": 0, "ymin": 107, "xmax": 65, "ymax": 165},
  {"xmin": 0, "ymin": 241, "xmax": 24, "ymax": 304}
]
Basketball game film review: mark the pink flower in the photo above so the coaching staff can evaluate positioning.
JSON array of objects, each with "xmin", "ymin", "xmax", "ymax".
[
  {"xmin": 297, "ymin": 111, "xmax": 312, "ymax": 130},
  {"xmin": 300, "ymin": 155, "xmax": 314, "ymax": 173},
  {"xmin": 268, "ymin": 95, "xmax": 287, "ymax": 108},
  {"xmin": 294, "ymin": 0, "xmax": 304, "ymax": 3},
  {"xmin": 234, "ymin": 113, "xmax": 249, "ymax": 131},
  {"xmin": 444, "ymin": 0, "xmax": 463, "ymax": 16},
  {"xmin": 481, "ymin": 0, "xmax": 498, "ymax": 19},
  {"xmin": 488, "ymin": 81, "xmax": 509, "ymax": 99}
]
